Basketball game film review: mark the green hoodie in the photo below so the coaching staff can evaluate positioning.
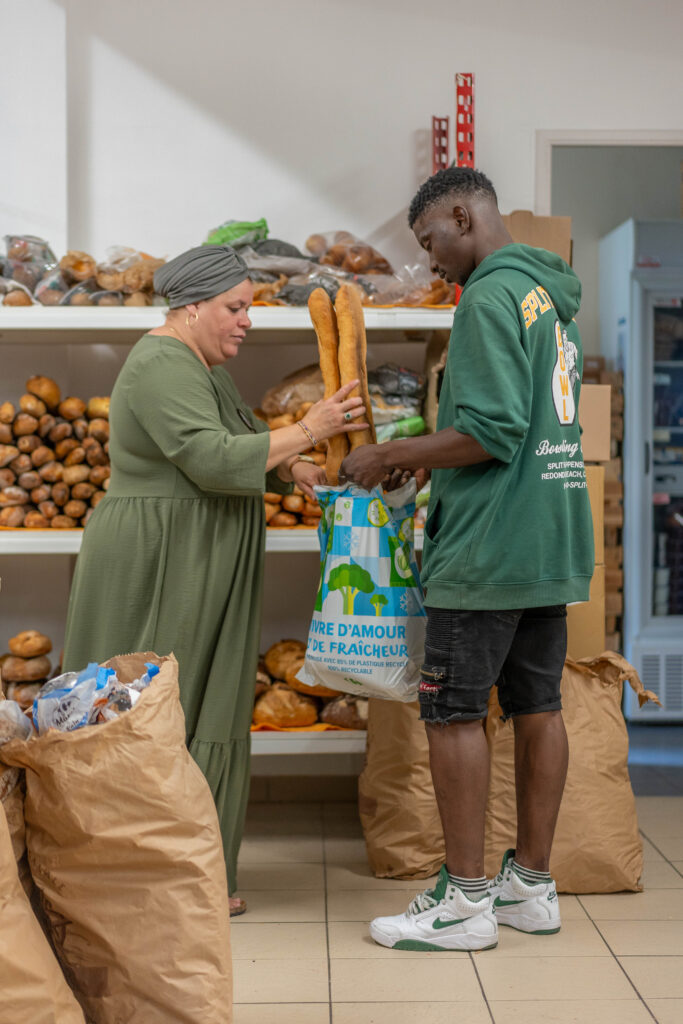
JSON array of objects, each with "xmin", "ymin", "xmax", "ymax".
[{"xmin": 422, "ymin": 243, "xmax": 594, "ymax": 610}]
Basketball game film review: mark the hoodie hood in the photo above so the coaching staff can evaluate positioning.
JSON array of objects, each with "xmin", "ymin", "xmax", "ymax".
[{"xmin": 464, "ymin": 243, "xmax": 581, "ymax": 323}]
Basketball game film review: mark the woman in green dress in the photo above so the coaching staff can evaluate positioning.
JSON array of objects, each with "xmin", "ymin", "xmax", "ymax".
[{"xmin": 62, "ymin": 245, "xmax": 366, "ymax": 913}]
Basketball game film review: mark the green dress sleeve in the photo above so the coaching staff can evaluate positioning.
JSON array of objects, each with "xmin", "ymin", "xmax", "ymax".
[
  {"xmin": 124, "ymin": 342, "xmax": 271, "ymax": 496},
  {"xmin": 218, "ymin": 373, "xmax": 293, "ymax": 497},
  {"xmin": 448, "ymin": 301, "xmax": 531, "ymax": 463}
]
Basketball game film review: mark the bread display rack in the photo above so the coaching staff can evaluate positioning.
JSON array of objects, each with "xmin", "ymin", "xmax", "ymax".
[{"xmin": 0, "ymin": 304, "xmax": 445, "ymax": 756}]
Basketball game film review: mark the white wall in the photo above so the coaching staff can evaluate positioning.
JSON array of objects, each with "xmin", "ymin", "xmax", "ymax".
[
  {"xmin": 552, "ymin": 146, "xmax": 683, "ymax": 354},
  {"xmin": 13, "ymin": 0, "xmax": 681, "ymax": 264}
]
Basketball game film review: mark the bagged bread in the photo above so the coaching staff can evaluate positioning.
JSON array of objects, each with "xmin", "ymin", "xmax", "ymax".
[
  {"xmin": 0, "ymin": 653, "xmax": 233, "ymax": 1024},
  {"xmin": 0, "ymin": 802, "xmax": 86, "ymax": 1024},
  {"xmin": 485, "ymin": 652, "xmax": 658, "ymax": 893},
  {"xmin": 260, "ymin": 365, "xmax": 323, "ymax": 417}
]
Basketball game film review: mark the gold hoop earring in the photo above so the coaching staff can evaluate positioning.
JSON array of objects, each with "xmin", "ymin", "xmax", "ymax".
[{"xmin": 185, "ymin": 312, "xmax": 199, "ymax": 327}]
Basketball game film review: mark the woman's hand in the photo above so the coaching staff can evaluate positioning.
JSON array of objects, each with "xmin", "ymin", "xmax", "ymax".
[
  {"xmin": 290, "ymin": 460, "xmax": 327, "ymax": 501},
  {"xmin": 302, "ymin": 380, "xmax": 368, "ymax": 443}
]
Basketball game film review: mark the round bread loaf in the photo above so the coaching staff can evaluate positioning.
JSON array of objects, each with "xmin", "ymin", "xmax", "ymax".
[
  {"xmin": 1, "ymin": 653, "xmax": 51, "ymax": 682},
  {"xmin": 264, "ymin": 639, "xmax": 307, "ymax": 681},
  {"xmin": 9, "ymin": 629, "xmax": 52, "ymax": 658},
  {"xmin": 252, "ymin": 683, "xmax": 318, "ymax": 728}
]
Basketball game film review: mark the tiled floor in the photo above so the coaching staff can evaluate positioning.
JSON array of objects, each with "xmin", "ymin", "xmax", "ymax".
[{"xmin": 233, "ymin": 796, "xmax": 683, "ymax": 1023}]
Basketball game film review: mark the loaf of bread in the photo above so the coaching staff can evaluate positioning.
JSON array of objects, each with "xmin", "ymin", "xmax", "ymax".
[
  {"xmin": 255, "ymin": 661, "xmax": 271, "ymax": 700},
  {"xmin": 0, "ymin": 654, "xmax": 51, "ymax": 683},
  {"xmin": 5, "ymin": 681, "xmax": 43, "ymax": 711},
  {"xmin": 308, "ymin": 287, "xmax": 349, "ymax": 484},
  {"xmin": 334, "ymin": 284, "xmax": 376, "ymax": 449},
  {"xmin": 320, "ymin": 695, "xmax": 369, "ymax": 730},
  {"xmin": 252, "ymin": 683, "xmax": 318, "ymax": 728},
  {"xmin": 285, "ymin": 658, "xmax": 341, "ymax": 699},
  {"xmin": 264, "ymin": 639, "xmax": 307, "ymax": 681}
]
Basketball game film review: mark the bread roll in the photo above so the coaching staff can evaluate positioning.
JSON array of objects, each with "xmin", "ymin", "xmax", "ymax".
[
  {"xmin": 255, "ymin": 661, "xmax": 271, "ymax": 700},
  {"xmin": 264, "ymin": 639, "xmax": 307, "ymax": 681},
  {"xmin": 58, "ymin": 397, "xmax": 87, "ymax": 422},
  {"xmin": 0, "ymin": 423, "xmax": 12, "ymax": 445},
  {"xmin": 0, "ymin": 402, "xmax": 15, "ymax": 424},
  {"xmin": 334, "ymin": 284, "xmax": 376, "ymax": 450},
  {"xmin": 88, "ymin": 418, "xmax": 109, "ymax": 443},
  {"xmin": 60, "ymin": 250, "xmax": 96, "ymax": 282},
  {"xmin": 49, "ymin": 420, "xmax": 73, "ymax": 443},
  {"xmin": 71, "ymin": 481, "xmax": 95, "ymax": 501},
  {"xmin": 86, "ymin": 396, "xmax": 110, "ymax": 420},
  {"xmin": 308, "ymin": 287, "xmax": 349, "ymax": 484},
  {"xmin": 31, "ymin": 483, "xmax": 51, "ymax": 504},
  {"xmin": 27, "ymin": 376, "xmax": 61, "ymax": 410},
  {"xmin": 38, "ymin": 413, "xmax": 56, "ymax": 438},
  {"xmin": 31, "ymin": 445, "xmax": 54, "ymax": 468},
  {"xmin": 85, "ymin": 441, "xmax": 108, "ymax": 467},
  {"xmin": 38, "ymin": 500, "xmax": 58, "ymax": 519},
  {"xmin": 6, "ymin": 681, "xmax": 43, "ymax": 712},
  {"xmin": 9, "ymin": 630, "xmax": 52, "ymax": 658},
  {"xmin": 0, "ymin": 445, "xmax": 19, "ymax": 468},
  {"xmin": 19, "ymin": 393, "xmax": 46, "ymax": 418},
  {"xmin": 252, "ymin": 683, "xmax": 318, "ymax": 728},
  {"xmin": 24, "ymin": 511, "xmax": 50, "ymax": 529},
  {"xmin": 18, "ymin": 470, "xmax": 41, "ymax": 491},
  {"xmin": 0, "ymin": 487, "xmax": 29, "ymax": 507},
  {"xmin": 320, "ymin": 695, "xmax": 369, "ymax": 730},
  {"xmin": 0, "ymin": 468, "xmax": 15, "ymax": 489},
  {"xmin": 0, "ymin": 506, "xmax": 26, "ymax": 527},
  {"xmin": 12, "ymin": 413, "xmax": 39, "ymax": 437},
  {"xmin": 264, "ymin": 501, "xmax": 280, "ymax": 524},
  {"xmin": 54, "ymin": 438, "xmax": 78, "ymax": 460},
  {"xmin": 285, "ymin": 659, "xmax": 341, "ymax": 698},
  {"xmin": 269, "ymin": 511, "xmax": 297, "ymax": 527},
  {"xmin": 51, "ymin": 514, "xmax": 77, "ymax": 529},
  {"xmin": 302, "ymin": 516, "xmax": 321, "ymax": 527},
  {"xmin": 64, "ymin": 446, "xmax": 86, "ymax": 467},
  {"xmin": 3, "ymin": 289, "xmax": 32, "ymax": 306},
  {"xmin": 267, "ymin": 414, "xmax": 295, "ymax": 431},
  {"xmin": 282, "ymin": 494, "xmax": 304, "ymax": 514},
  {"xmin": 9, "ymin": 454, "xmax": 31, "ymax": 476},
  {"xmin": 1, "ymin": 654, "xmax": 51, "ymax": 683},
  {"xmin": 88, "ymin": 464, "xmax": 110, "ymax": 487},
  {"xmin": 17, "ymin": 434, "xmax": 40, "ymax": 454},
  {"xmin": 51, "ymin": 482, "xmax": 70, "ymax": 506},
  {"xmin": 62, "ymin": 464, "xmax": 90, "ymax": 486},
  {"xmin": 294, "ymin": 401, "xmax": 314, "ymax": 421},
  {"xmin": 64, "ymin": 499, "xmax": 86, "ymax": 519},
  {"xmin": 263, "ymin": 492, "xmax": 283, "ymax": 504},
  {"xmin": 305, "ymin": 233, "xmax": 328, "ymax": 257},
  {"xmin": 91, "ymin": 490, "xmax": 106, "ymax": 508},
  {"xmin": 72, "ymin": 417, "xmax": 88, "ymax": 440},
  {"xmin": 303, "ymin": 501, "xmax": 322, "ymax": 518}
]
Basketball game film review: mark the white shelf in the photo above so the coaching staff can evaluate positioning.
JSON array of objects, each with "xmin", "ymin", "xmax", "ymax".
[
  {"xmin": 0, "ymin": 526, "xmax": 424, "ymax": 555},
  {"xmin": 0, "ymin": 305, "xmax": 454, "ymax": 343},
  {"xmin": 251, "ymin": 729, "xmax": 367, "ymax": 755}
]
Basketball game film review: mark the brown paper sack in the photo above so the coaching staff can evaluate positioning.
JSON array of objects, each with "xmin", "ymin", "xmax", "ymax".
[
  {"xmin": 359, "ymin": 699, "xmax": 445, "ymax": 879},
  {"xmin": 0, "ymin": 802, "xmax": 87, "ymax": 1024},
  {"xmin": 1, "ymin": 653, "xmax": 233, "ymax": 1024},
  {"xmin": 485, "ymin": 652, "xmax": 660, "ymax": 893}
]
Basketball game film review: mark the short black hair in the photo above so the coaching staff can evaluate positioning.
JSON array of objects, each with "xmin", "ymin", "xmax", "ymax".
[{"xmin": 408, "ymin": 168, "xmax": 497, "ymax": 228}]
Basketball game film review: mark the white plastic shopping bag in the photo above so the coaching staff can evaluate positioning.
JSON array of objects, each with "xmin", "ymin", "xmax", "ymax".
[{"xmin": 297, "ymin": 479, "xmax": 426, "ymax": 701}]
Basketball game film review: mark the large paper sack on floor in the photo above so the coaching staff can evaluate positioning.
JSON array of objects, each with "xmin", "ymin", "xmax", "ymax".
[
  {"xmin": 485, "ymin": 652, "xmax": 659, "ymax": 893},
  {"xmin": 359, "ymin": 698, "xmax": 445, "ymax": 878},
  {"xmin": 297, "ymin": 480, "xmax": 426, "ymax": 701},
  {"xmin": 0, "ymin": 803, "xmax": 86, "ymax": 1024},
  {"xmin": 1, "ymin": 653, "xmax": 232, "ymax": 1024}
]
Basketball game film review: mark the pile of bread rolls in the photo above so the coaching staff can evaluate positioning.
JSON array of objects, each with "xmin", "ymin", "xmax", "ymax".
[
  {"xmin": 252, "ymin": 639, "xmax": 368, "ymax": 730},
  {"xmin": 0, "ymin": 630, "xmax": 53, "ymax": 712},
  {"xmin": 264, "ymin": 486, "xmax": 322, "ymax": 529},
  {"xmin": 0, "ymin": 376, "xmax": 110, "ymax": 528}
]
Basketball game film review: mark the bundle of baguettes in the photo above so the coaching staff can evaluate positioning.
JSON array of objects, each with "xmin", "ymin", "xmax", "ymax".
[{"xmin": 307, "ymin": 285, "xmax": 376, "ymax": 484}]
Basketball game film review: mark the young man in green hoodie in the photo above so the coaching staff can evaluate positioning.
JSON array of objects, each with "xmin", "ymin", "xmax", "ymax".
[{"xmin": 340, "ymin": 167, "xmax": 594, "ymax": 952}]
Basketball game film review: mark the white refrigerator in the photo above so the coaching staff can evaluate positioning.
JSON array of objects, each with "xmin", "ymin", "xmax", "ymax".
[{"xmin": 599, "ymin": 219, "xmax": 683, "ymax": 721}]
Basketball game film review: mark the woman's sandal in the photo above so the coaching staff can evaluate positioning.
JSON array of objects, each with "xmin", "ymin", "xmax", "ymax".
[{"xmin": 229, "ymin": 896, "xmax": 247, "ymax": 917}]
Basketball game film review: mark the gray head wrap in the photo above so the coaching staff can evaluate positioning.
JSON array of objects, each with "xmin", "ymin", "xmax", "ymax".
[{"xmin": 154, "ymin": 244, "xmax": 249, "ymax": 308}]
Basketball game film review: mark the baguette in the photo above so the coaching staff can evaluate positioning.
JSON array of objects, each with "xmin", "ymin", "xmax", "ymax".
[
  {"xmin": 307, "ymin": 287, "xmax": 349, "ymax": 484},
  {"xmin": 334, "ymin": 284, "xmax": 376, "ymax": 450}
]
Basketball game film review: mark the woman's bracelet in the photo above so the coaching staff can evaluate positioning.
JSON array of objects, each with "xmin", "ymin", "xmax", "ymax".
[{"xmin": 297, "ymin": 419, "xmax": 318, "ymax": 448}]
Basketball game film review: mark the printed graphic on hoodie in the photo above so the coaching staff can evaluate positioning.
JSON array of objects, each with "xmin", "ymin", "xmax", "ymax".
[{"xmin": 551, "ymin": 320, "xmax": 578, "ymax": 426}]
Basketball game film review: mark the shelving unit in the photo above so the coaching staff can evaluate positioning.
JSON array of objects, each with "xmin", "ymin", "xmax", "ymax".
[{"xmin": 0, "ymin": 305, "xmax": 444, "ymax": 759}]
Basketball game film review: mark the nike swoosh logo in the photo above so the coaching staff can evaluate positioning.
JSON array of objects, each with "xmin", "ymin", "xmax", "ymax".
[
  {"xmin": 432, "ymin": 916, "xmax": 467, "ymax": 929},
  {"xmin": 493, "ymin": 897, "xmax": 525, "ymax": 908}
]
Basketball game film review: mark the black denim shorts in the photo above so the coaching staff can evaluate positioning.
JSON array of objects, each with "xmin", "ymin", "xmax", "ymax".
[{"xmin": 419, "ymin": 605, "xmax": 567, "ymax": 724}]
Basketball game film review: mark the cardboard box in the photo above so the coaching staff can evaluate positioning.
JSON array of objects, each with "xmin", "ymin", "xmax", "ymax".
[
  {"xmin": 502, "ymin": 210, "xmax": 572, "ymax": 265},
  {"xmin": 567, "ymin": 564, "xmax": 606, "ymax": 660},
  {"xmin": 585, "ymin": 465, "xmax": 604, "ymax": 564},
  {"xmin": 580, "ymin": 384, "xmax": 611, "ymax": 462}
]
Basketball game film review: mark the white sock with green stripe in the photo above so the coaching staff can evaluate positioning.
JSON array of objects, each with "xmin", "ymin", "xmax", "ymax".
[
  {"xmin": 446, "ymin": 872, "xmax": 489, "ymax": 902},
  {"xmin": 512, "ymin": 859, "xmax": 552, "ymax": 887}
]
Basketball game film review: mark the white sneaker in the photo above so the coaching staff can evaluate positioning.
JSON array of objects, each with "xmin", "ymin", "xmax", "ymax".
[
  {"xmin": 489, "ymin": 849, "xmax": 561, "ymax": 934},
  {"xmin": 369, "ymin": 865, "xmax": 498, "ymax": 951}
]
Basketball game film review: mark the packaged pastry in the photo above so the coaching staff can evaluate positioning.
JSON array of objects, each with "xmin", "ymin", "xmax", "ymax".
[
  {"xmin": 60, "ymin": 280, "xmax": 98, "ymax": 306},
  {"xmin": 4, "ymin": 234, "xmax": 57, "ymax": 266},
  {"xmin": 34, "ymin": 269, "xmax": 70, "ymax": 306},
  {"xmin": 59, "ymin": 250, "xmax": 97, "ymax": 283}
]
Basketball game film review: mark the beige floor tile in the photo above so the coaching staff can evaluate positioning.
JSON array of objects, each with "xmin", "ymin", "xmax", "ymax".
[
  {"xmin": 238, "ymin": 862, "xmax": 325, "ymax": 891},
  {"xmin": 645, "ymin": 998, "xmax": 683, "ymax": 1023},
  {"xmin": 641, "ymin": 836, "xmax": 666, "ymax": 863},
  {"xmin": 239, "ymin": 834, "xmax": 324, "ymax": 864},
  {"xmin": 618, "ymin": 956, "xmax": 683, "ymax": 998},
  {"xmin": 652, "ymin": 836, "xmax": 683, "ymax": 861},
  {"xmin": 488, "ymin": 999, "xmax": 654, "ymax": 1023},
  {"xmin": 672, "ymin": 862, "xmax": 683, "ymax": 877},
  {"xmin": 323, "ymin": 837, "xmax": 368, "ymax": 861},
  {"xmin": 555, "ymin": 896, "xmax": 590, "ymax": 920},
  {"xmin": 598, "ymin": 920, "xmax": 683, "ymax": 956},
  {"xmin": 332, "ymin": 1000, "xmax": 491, "ymax": 1023},
  {"xmin": 490, "ymin": 918, "xmax": 609, "ymax": 957},
  {"xmin": 327, "ymin": 888, "xmax": 423, "ymax": 923},
  {"xmin": 231, "ymin": 922, "xmax": 328, "ymax": 960},
  {"xmin": 234, "ymin": 958, "xmax": 329, "ymax": 1003},
  {"xmin": 244, "ymin": 802, "xmax": 323, "ymax": 836},
  {"xmin": 636, "ymin": 797, "xmax": 683, "ymax": 827},
  {"xmin": 581, "ymin": 889, "xmax": 683, "ymax": 920},
  {"xmin": 640, "ymin": 860, "xmax": 683, "ymax": 889},
  {"xmin": 324, "ymin": 818, "xmax": 364, "ymax": 837},
  {"xmin": 327, "ymin": 921, "xmax": 467, "ymax": 959},
  {"xmin": 235, "ymin": 1004, "xmax": 330, "ymax": 1023},
  {"xmin": 230, "ymin": 889, "xmax": 326, "ymax": 924},
  {"xmin": 475, "ymin": 956, "xmax": 636, "ymax": 1001},
  {"xmin": 326, "ymin": 861, "xmax": 438, "ymax": 891},
  {"xmin": 330, "ymin": 957, "xmax": 480, "ymax": 1002}
]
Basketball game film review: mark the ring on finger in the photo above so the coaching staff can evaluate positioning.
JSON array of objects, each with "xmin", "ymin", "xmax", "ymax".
[{"xmin": 344, "ymin": 411, "xmax": 352, "ymax": 422}]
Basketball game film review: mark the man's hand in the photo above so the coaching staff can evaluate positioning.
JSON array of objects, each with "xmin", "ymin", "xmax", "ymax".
[{"xmin": 340, "ymin": 444, "xmax": 392, "ymax": 490}]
